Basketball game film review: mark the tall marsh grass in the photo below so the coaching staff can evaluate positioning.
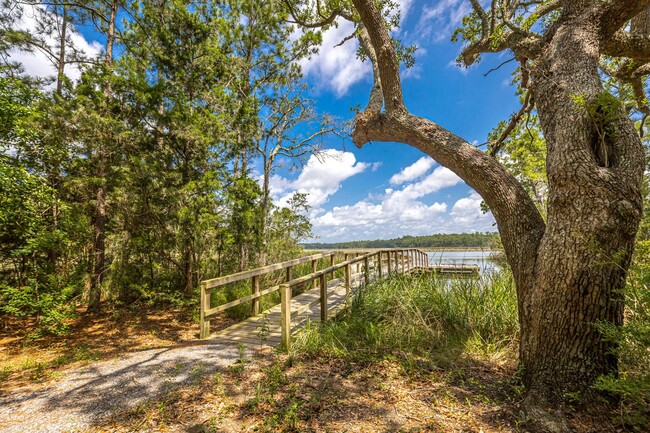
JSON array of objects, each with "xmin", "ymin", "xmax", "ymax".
[{"xmin": 291, "ymin": 269, "xmax": 519, "ymax": 361}]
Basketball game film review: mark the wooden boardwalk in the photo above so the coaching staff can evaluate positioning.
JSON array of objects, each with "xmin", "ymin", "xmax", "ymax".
[
  {"xmin": 210, "ymin": 273, "xmax": 364, "ymax": 348},
  {"xmin": 200, "ymin": 249, "xmax": 481, "ymax": 349}
]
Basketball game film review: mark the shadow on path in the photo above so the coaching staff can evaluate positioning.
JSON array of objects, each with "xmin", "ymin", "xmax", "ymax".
[{"xmin": 0, "ymin": 339, "xmax": 243, "ymax": 433}]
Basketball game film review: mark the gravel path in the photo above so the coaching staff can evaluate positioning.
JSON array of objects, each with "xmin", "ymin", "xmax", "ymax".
[{"xmin": 0, "ymin": 340, "xmax": 246, "ymax": 433}]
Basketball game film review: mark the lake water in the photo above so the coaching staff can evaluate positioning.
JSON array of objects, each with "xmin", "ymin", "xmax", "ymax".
[{"xmin": 426, "ymin": 250, "xmax": 497, "ymax": 272}]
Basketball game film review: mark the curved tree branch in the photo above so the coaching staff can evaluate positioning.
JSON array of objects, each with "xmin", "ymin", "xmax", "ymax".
[
  {"xmin": 281, "ymin": 0, "xmax": 340, "ymax": 28},
  {"xmin": 600, "ymin": 0, "xmax": 650, "ymax": 41},
  {"xmin": 351, "ymin": 0, "xmax": 404, "ymax": 113},
  {"xmin": 603, "ymin": 30, "xmax": 650, "ymax": 60},
  {"xmin": 349, "ymin": 0, "xmax": 545, "ymax": 289}
]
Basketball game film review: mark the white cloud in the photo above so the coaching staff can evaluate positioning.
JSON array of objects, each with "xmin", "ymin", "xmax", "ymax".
[
  {"xmin": 299, "ymin": 19, "xmax": 370, "ymax": 97},
  {"xmin": 268, "ymin": 153, "xmax": 495, "ymax": 242},
  {"xmin": 271, "ymin": 149, "xmax": 369, "ymax": 209},
  {"xmin": 384, "ymin": 166, "xmax": 462, "ymax": 207},
  {"xmin": 311, "ymin": 187, "xmax": 494, "ymax": 242},
  {"xmin": 415, "ymin": 0, "xmax": 471, "ymax": 43},
  {"xmin": 389, "ymin": 156, "xmax": 435, "ymax": 185},
  {"xmin": 309, "ymin": 164, "xmax": 479, "ymax": 242},
  {"xmin": 300, "ymin": 0, "xmax": 414, "ymax": 97},
  {"xmin": 6, "ymin": 4, "xmax": 102, "ymax": 82},
  {"xmin": 450, "ymin": 191, "xmax": 494, "ymax": 229}
]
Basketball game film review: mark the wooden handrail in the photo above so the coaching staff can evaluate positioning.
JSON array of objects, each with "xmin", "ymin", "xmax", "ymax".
[
  {"xmin": 284, "ymin": 253, "xmax": 375, "ymax": 288},
  {"xmin": 202, "ymin": 251, "xmax": 335, "ymax": 289},
  {"xmin": 200, "ymin": 248, "xmax": 427, "ymax": 340}
]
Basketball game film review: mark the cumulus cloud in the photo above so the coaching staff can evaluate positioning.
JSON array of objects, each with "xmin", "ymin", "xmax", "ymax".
[
  {"xmin": 312, "ymin": 195, "xmax": 449, "ymax": 241},
  {"xmin": 272, "ymin": 152, "xmax": 495, "ymax": 242},
  {"xmin": 271, "ymin": 149, "xmax": 369, "ymax": 209},
  {"xmin": 300, "ymin": 0, "xmax": 414, "ymax": 96},
  {"xmin": 389, "ymin": 156, "xmax": 435, "ymax": 185},
  {"xmin": 384, "ymin": 166, "xmax": 462, "ymax": 207},
  {"xmin": 311, "ymin": 188, "xmax": 494, "ymax": 242},
  {"xmin": 6, "ymin": 4, "xmax": 102, "ymax": 82},
  {"xmin": 298, "ymin": 19, "xmax": 371, "ymax": 97},
  {"xmin": 450, "ymin": 191, "xmax": 494, "ymax": 229},
  {"xmin": 415, "ymin": 0, "xmax": 471, "ymax": 43},
  {"xmin": 309, "ymin": 165, "xmax": 477, "ymax": 241}
]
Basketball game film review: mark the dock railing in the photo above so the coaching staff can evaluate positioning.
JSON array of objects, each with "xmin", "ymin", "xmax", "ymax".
[{"xmin": 199, "ymin": 248, "xmax": 430, "ymax": 345}]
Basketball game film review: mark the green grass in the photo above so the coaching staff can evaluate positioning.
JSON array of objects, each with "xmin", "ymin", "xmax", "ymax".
[{"xmin": 290, "ymin": 269, "xmax": 519, "ymax": 364}]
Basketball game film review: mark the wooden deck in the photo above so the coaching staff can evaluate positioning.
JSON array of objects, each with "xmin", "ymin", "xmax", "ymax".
[{"xmin": 412, "ymin": 264, "xmax": 480, "ymax": 275}]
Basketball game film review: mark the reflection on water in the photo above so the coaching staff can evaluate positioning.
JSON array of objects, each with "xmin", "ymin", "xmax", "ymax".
[{"xmin": 426, "ymin": 250, "xmax": 497, "ymax": 272}]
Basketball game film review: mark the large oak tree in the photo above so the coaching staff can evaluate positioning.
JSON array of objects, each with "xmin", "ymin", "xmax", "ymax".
[{"xmin": 286, "ymin": 0, "xmax": 650, "ymax": 414}]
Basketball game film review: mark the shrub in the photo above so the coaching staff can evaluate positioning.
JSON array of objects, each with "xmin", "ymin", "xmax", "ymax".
[{"xmin": 594, "ymin": 240, "xmax": 650, "ymax": 429}]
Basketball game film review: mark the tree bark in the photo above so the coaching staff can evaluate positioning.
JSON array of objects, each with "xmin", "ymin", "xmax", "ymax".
[
  {"xmin": 259, "ymin": 156, "xmax": 272, "ymax": 267},
  {"xmin": 88, "ymin": 0, "xmax": 118, "ymax": 313},
  {"xmin": 56, "ymin": 4, "xmax": 67, "ymax": 96},
  {"xmin": 520, "ymin": 9, "xmax": 645, "ymax": 402},
  {"xmin": 349, "ymin": 0, "xmax": 646, "ymax": 407}
]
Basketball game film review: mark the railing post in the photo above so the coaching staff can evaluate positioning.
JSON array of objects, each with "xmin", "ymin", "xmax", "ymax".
[
  {"xmin": 286, "ymin": 265, "xmax": 293, "ymax": 282},
  {"xmin": 345, "ymin": 262, "xmax": 351, "ymax": 302},
  {"xmin": 356, "ymin": 253, "xmax": 360, "ymax": 274},
  {"xmin": 400, "ymin": 250, "xmax": 405, "ymax": 273},
  {"xmin": 387, "ymin": 250, "xmax": 392, "ymax": 274},
  {"xmin": 330, "ymin": 253, "xmax": 335, "ymax": 267},
  {"xmin": 364, "ymin": 256, "xmax": 370, "ymax": 285},
  {"xmin": 393, "ymin": 251, "xmax": 398, "ymax": 273},
  {"xmin": 320, "ymin": 273, "xmax": 327, "ymax": 322},
  {"xmin": 200, "ymin": 282, "xmax": 210, "ymax": 339},
  {"xmin": 280, "ymin": 283, "xmax": 292, "ymax": 350},
  {"xmin": 311, "ymin": 259, "xmax": 318, "ymax": 289},
  {"xmin": 252, "ymin": 275, "xmax": 260, "ymax": 316},
  {"xmin": 377, "ymin": 251, "xmax": 383, "ymax": 279}
]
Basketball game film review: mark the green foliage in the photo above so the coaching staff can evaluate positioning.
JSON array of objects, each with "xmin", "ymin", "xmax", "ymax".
[
  {"xmin": 303, "ymin": 232, "xmax": 497, "ymax": 250},
  {"xmin": 0, "ymin": 77, "xmax": 84, "ymax": 334},
  {"xmin": 594, "ymin": 240, "xmax": 650, "ymax": 429},
  {"xmin": 489, "ymin": 113, "xmax": 548, "ymax": 217},
  {"xmin": 0, "ymin": 0, "xmax": 324, "ymax": 334},
  {"xmin": 267, "ymin": 192, "xmax": 314, "ymax": 263}
]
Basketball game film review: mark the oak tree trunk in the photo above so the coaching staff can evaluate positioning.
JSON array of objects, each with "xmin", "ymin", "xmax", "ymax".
[
  {"xmin": 517, "ymin": 12, "xmax": 645, "ymax": 402},
  {"xmin": 348, "ymin": 0, "xmax": 647, "ymax": 408}
]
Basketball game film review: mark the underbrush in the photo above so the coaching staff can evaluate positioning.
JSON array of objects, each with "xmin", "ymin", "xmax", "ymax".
[
  {"xmin": 291, "ymin": 269, "xmax": 519, "ymax": 366},
  {"xmin": 595, "ymin": 240, "xmax": 650, "ymax": 429}
]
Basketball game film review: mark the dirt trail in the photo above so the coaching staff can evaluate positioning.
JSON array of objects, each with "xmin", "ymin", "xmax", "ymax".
[{"xmin": 0, "ymin": 340, "xmax": 244, "ymax": 433}]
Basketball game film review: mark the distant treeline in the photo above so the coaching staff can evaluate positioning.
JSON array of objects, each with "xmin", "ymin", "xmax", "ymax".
[{"xmin": 303, "ymin": 233, "xmax": 499, "ymax": 250}]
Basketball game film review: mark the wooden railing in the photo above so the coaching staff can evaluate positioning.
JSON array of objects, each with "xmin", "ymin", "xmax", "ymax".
[{"xmin": 199, "ymin": 248, "xmax": 430, "ymax": 344}]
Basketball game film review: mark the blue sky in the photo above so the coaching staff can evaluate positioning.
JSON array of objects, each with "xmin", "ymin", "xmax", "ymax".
[
  {"xmin": 267, "ymin": 0, "xmax": 519, "ymax": 242},
  {"xmin": 10, "ymin": 0, "xmax": 522, "ymax": 243}
]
